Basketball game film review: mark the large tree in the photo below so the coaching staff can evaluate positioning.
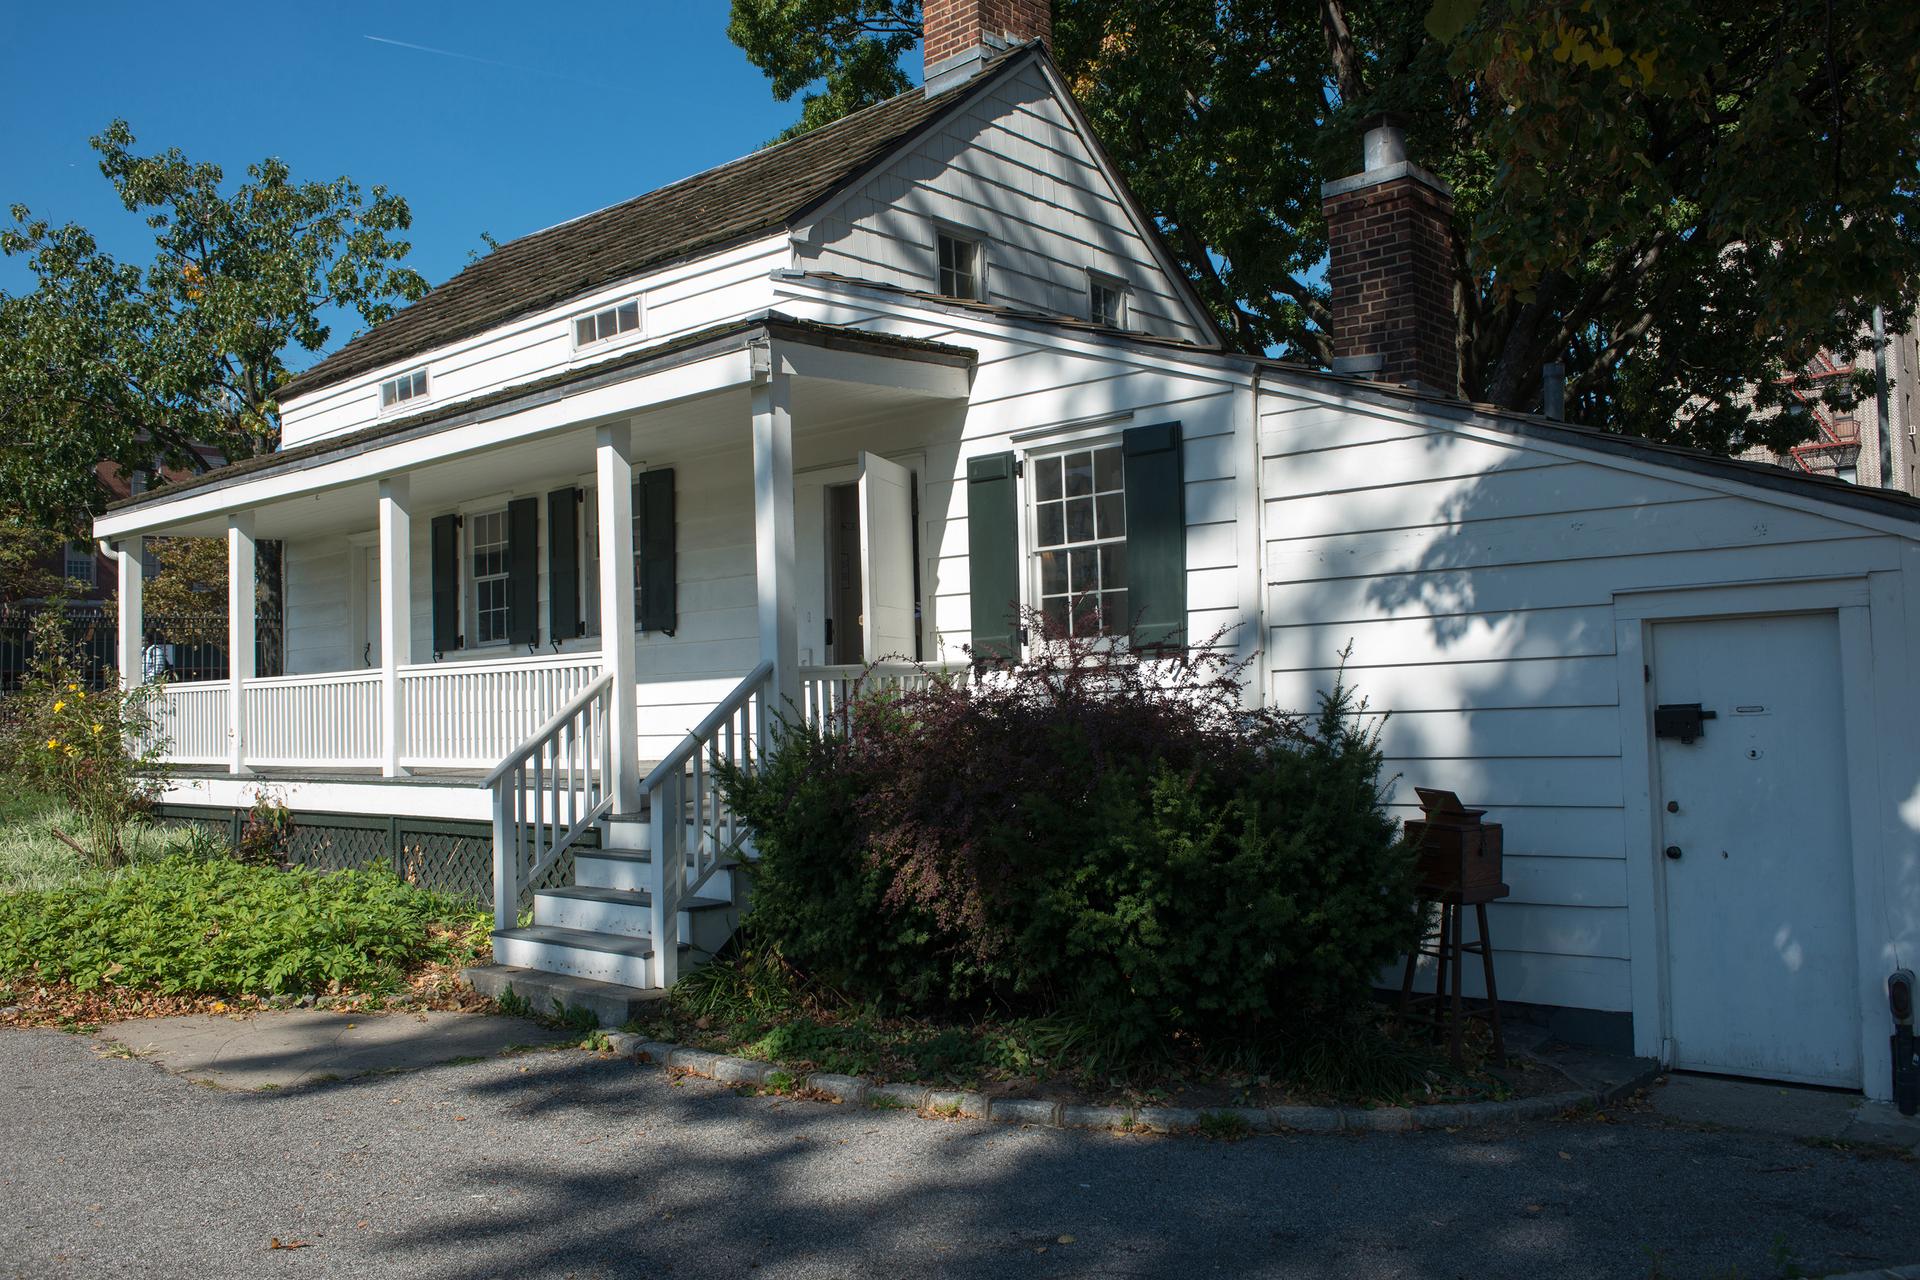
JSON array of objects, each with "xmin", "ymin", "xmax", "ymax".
[
  {"xmin": 0, "ymin": 121, "xmax": 428, "ymax": 533},
  {"xmin": 728, "ymin": 0, "xmax": 1920, "ymax": 453}
]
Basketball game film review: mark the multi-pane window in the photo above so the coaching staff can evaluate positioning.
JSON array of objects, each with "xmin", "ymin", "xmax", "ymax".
[
  {"xmin": 574, "ymin": 299, "xmax": 641, "ymax": 348},
  {"xmin": 469, "ymin": 509, "xmax": 511, "ymax": 645},
  {"xmin": 937, "ymin": 231, "xmax": 981, "ymax": 300},
  {"xmin": 1088, "ymin": 275, "xmax": 1124, "ymax": 328},
  {"xmin": 1032, "ymin": 444, "xmax": 1126, "ymax": 638},
  {"xmin": 379, "ymin": 368, "xmax": 428, "ymax": 409},
  {"xmin": 63, "ymin": 542, "xmax": 96, "ymax": 587}
]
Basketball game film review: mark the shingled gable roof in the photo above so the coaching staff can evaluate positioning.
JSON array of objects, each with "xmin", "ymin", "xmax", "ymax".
[{"xmin": 278, "ymin": 48, "xmax": 1030, "ymax": 403}]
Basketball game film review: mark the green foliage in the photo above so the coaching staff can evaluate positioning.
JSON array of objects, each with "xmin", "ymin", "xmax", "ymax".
[
  {"xmin": 0, "ymin": 120, "xmax": 428, "ymax": 530},
  {"xmin": 0, "ymin": 854, "xmax": 480, "ymax": 996},
  {"xmin": 722, "ymin": 640, "xmax": 1420, "ymax": 1068},
  {"xmin": 728, "ymin": 0, "xmax": 1920, "ymax": 450},
  {"xmin": 0, "ymin": 607, "xmax": 164, "ymax": 865},
  {"xmin": 0, "ymin": 520, "xmax": 71, "ymax": 604}
]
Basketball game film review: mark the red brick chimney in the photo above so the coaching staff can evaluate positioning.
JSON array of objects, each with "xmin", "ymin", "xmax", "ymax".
[
  {"xmin": 924, "ymin": 0, "xmax": 1051, "ymax": 94},
  {"xmin": 1321, "ymin": 115, "xmax": 1460, "ymax": 397}
]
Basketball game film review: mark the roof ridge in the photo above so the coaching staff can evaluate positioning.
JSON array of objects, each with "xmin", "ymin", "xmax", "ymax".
[{"xmin": 280, "ymin": 46, "xmax": 1033, "ymax": 402}]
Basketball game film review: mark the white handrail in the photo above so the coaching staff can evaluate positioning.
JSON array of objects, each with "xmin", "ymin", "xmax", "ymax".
[
  {"xmin": 489, "ymin": 671, "xmax": 615, "ymax": 931},
  {"xmin": 644, "ymin": 660, "xmax": 775, "ymax": 987}
]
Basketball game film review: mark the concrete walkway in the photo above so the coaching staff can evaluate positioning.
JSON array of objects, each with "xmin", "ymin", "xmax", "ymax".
[
  {"xmin": 1648, "ymin": 1071, "xmax": 1920, "ymax": 1153},
  {"xmin": 96, "ymin": 1008, "xmax": 575, "ymax": 1089},
  {"xmin": 3, "ymin": 1022, "xmax": 1918, "ymax": 1280}
]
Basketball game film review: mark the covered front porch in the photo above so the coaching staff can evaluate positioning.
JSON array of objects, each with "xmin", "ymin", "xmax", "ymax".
[{"xmin": 96, "ymin": 316, "xmax": 975, "ymax": 812}]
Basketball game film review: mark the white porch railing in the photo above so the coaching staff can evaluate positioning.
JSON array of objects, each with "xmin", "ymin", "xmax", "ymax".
[
  {"xmin": 399, "ymin": 654, "xmax": 602, "ymax": 769},
  {"xmin": 484, "ymin": 672, "xmax": 615, "ymax": 931},
  {"xmin": 642, "ymin": 659, "xmax": 774, "ymax": 988},
  {"xmin": 243, "ymin": 670, "xmax": 383, "ymax": 768},
  {"xmin": 798, "ymin": 661, "xmax": 969, "ymax": 729},
  {"xmin": 148, "ymin": 679, "xmax": 229, "ymax": 765}
]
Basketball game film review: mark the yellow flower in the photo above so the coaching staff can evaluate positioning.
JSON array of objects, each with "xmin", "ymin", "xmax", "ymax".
[
  {"xmin": 91, "ymin": 723, "xmax": 104, "ymax": 735},
  {"xmin": 76, "ymin": 690, "xmax": 86, "ymax": 701},
  {"xmin": 66, "ymin": 683, "xmax": 78, "ymax": 692},
  {"xmin": 52, "ymin": 700, "xmax": 65, "ymax": 713},
  {"xmin": 45, "ymin": 738, "xmax": 58, "ymax": 751}
]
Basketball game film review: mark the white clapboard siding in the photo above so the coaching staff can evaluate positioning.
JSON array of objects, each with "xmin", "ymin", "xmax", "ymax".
[
  {"xmin": 1258, "ymin": 382, "xmax": 1903, "ymax": 1016},
  {"xmin": 794, "ymin": 59, "xmax": 1207, "ymax": 344},
  {"xmin": 278, "ymin": 237, "xmax": 788, "ymax": 447}
]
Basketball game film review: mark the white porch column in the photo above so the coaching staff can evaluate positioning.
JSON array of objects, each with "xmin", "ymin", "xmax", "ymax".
[
  {"xmin": 378, "ymin": 476, "xmax": 412, "ymax": 777},
  {"xmin": 112, "ymin": 536, "xmax": 143, "ymax": 692},
  {"xmin": 596, "ymin": 421, "xmax": 640, "ymax": 814},
  {"xmin": 752, "ymin": 368, "xmax": 799, "ymax": 716},
  {"xmin": 227, "ymin": 512, "xmax": 256, "ymax": 775}
]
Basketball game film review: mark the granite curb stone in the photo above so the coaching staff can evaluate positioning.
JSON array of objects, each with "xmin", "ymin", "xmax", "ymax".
[{"xmin": 584, "ymin": 1035, "xmax": 1662, "ymax": 1136}]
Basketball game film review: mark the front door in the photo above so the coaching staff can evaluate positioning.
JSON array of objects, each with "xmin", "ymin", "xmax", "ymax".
[
  {"xmin": 1651, "ymin": 611, "xmax": 1860, "ymax": 1087},
  {"xmin": 824, "ymin": 483, "xmax": 864, "ymax": 664},
  {"xmin": 364, "ymin": 546, "xmax": 381, "ymax": 667}
]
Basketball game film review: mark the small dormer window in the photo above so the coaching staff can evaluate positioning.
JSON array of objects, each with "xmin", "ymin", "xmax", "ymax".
[
  {"xmin": 380, "ymin": 368, "xmax": 428, "ymax": 409},
  {"xmin": 1088, "ymin": 273, "xmax": 1126, "ymax": 329},
  {"xmin": 574, "ymin": 299, "xmax": 641, "ymax": 348},
  {"xmin": 937, "ymin": 230, "xmax": 983, "ymax": 300}
]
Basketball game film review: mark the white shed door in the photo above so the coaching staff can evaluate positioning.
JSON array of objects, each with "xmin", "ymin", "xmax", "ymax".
[
  {"xmin": 857, "ymin": 451, "xmax": 916, "ymax": 663},
  {"xmin": 1651, "ymin": 612, "xmax": 1860, "ymax": 1087}
]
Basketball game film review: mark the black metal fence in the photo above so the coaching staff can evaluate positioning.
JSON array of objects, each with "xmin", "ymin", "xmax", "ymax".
[
  {"xmin": 152, "ymin": 804, "xmax": 581, "ymax": 910},
  {"xmin": 0, "ymin": 607, "xmax": 283, "ymax": 691}
]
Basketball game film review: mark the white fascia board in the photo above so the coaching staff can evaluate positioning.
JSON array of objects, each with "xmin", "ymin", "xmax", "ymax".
[
  {"xmin": 774, "ymin": 339, "xmax": 971, "ymax": 397},
  {"xmin": 1256, "ymin": 370, "xmax": 1920, "ymax": 543},
  {"xmin": 279, "ymin": 234, "xmax": 791, "ymax": 424},
  {"xmin": 97, "ymin": 347, "xmax": 756, "ymax": 539},
  {"xmin": 773, "ymin": 274, "xmax": 1249, "ymax": 391}
]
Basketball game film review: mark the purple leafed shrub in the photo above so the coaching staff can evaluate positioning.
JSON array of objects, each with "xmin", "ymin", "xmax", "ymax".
[{"xmin": 721, "ymin": 615, "xmax": 1421, "ymax": 1064}]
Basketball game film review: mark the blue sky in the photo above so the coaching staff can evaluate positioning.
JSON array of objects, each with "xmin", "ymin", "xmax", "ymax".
[{"xmin": 1, "ymin": 1, "xmax": 842, "ymax": 365}]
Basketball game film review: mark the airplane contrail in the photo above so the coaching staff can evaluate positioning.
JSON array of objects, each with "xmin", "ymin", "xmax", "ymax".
[{"xmin": 363, "ymin": 35, "xmax": 616, "ymax": 90}]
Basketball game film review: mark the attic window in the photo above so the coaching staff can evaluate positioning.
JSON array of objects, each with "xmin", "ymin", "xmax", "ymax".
[
  {"xmin": 937, "ymin": 230, "xmax": 983, "ymax": 300},
  {"xmin": 380, "ymin": 368, "xmax": 429, "ymax": 409},
  {"xmin": 1088, "ymin": 273, "xmax": 1126, "ymax": 328},
  {"xmin": 574, "ymin": 299, "xmax": 641, "ymax": 348}
]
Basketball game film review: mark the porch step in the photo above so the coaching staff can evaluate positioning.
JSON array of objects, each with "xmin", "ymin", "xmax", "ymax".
[
  {"xmin": 492, "ymin": 925, "xmax": 665, "ymax": 989},
  {"xmin": 463, "ymin": 963, "xmax": 666, "ymax": 1029},
  {"xmin": 532, "ymin": 885, "xmax": 730, "ymax": 938},
  {"xmin": 574, "ymin": 849, "xmax": 737, "ymax": 899}
]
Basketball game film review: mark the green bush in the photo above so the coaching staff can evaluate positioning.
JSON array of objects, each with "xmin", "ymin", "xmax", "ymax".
[
  {"xmin": 723, "ymin": 630, "xmax": 1422, "ymax": 1068},
  {"xmin": 0, "ymin": 854, "xmax": 483, "ymax": 996}
]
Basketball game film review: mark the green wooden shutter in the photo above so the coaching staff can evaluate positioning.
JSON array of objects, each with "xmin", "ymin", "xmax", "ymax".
[
  {"xmin": 548, "ymin": 487, "xmax": 582, "ymax": 639},
  {"xmin": 430, "ymin": 514, "xmax": 461, "ymax": 654},
  {"xmin": 506, "ymin": 496, "xmax": 539, "ymax": 647},
  {"xmin": 966, "ymin": 451, "xmax": 1020, "ymax": 661},
  {"xmin": 635, "ymin": 468, "xmax": 676, "ymax": 634},
  {"xmin": 1122, "ymin": 421, "xmax": 1185, "ymax": 650}
]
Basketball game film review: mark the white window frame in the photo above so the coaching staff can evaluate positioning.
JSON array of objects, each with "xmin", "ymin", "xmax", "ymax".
[
  {"xmin": 571, "ymin": 296, "xmax": 644, "ymax": 352},
  {"xmin": 1023, "ymin": 437, "xmax": 1129, "ymax": 643},
  {"xmin": 378, "ymin": 367, "xmax": 430, "ymax": 413},
  {"xmin": 935, "ymin": 224, "xmax": 986, "ymax": 301},
  {"xmin": 63, "ymin": 541, "xmax": 97, "ymax": 587},
  {"xmin": 1087, "ymin": 270, "xmax": 1128, "ymax": 329},
  {"xmin": 465, "ymin": 505, "xmax": 513, "ymax": 649}
]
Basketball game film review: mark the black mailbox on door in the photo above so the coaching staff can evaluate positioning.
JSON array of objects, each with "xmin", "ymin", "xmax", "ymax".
[{"xmin": 1655, "ymin": 703, "xmax": 1717, "ymax": 743}]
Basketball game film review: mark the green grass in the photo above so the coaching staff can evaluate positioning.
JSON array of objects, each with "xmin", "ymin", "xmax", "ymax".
[{"xmin": 0, "ymin": 789, "xmax": 213, "ymax": 895}]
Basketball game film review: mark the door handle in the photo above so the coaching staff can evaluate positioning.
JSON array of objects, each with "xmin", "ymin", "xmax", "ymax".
[{"xmin": 1664, "ymin": 845, "xmax": 1683, "ymax": 861}]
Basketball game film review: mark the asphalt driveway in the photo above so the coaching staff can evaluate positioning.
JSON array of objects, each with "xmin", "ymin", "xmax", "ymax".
[{"xmin": 0, "ymin": 1024, "xmax": 1914, "ymax": 1280}]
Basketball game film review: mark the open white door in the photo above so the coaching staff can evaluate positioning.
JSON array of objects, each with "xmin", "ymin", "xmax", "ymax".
[{"xmin": 857, "ymin": 451, "xmax": 917, "ymax": 663}]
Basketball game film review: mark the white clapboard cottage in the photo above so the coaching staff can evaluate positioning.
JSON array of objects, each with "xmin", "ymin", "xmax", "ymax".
[{"xmin": 96, "ymin": 1, "xmax": 1920, "ymax": 1100}]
